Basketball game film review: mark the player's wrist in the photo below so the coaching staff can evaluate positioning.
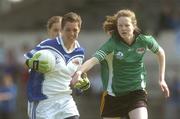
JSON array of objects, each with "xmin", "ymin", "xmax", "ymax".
[{"xmin": 76, "ymin": 70, "xmax": 82, "ymax": 76}]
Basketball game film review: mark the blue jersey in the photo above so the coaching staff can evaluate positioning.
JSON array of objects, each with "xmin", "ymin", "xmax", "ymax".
[{"xmin": 24, "ymin": 37, "xmax": 85, "ymax": 102}]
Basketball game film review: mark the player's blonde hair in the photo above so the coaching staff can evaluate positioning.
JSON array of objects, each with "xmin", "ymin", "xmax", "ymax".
[
  {"xmin": 47, "ymin": 16, "xmax": 62, "ymax": 31},
  {"xmin": 103, "ymin": 9, "xmax": 141, "ymax": 35}
]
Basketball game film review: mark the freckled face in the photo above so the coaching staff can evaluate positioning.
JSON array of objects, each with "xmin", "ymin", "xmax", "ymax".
[
  {"xmin": 117, "ymin": 17, "xmax": 135, "ymax": 40},
  {"xmin": 61, "ymin": 22, "xmax": 80, "ymax": 42}
]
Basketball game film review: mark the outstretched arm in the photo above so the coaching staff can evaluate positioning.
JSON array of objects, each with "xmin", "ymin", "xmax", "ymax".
[
  {"xmin": 156, "ymin": 47, "xmax": 170, "ymax": 97},
  {"xmin": 79, "ymin": 57, "xmax": 99, "ymax": 73},
  {"xmin": 71, "ymin": 57, "xmax": 99, "ymax": 86}
]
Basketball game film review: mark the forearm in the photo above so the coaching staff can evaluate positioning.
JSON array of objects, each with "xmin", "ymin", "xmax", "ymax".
[
  {"xmin": 79, "ymin": 57, "xmax": 99, "ymax": 73},
  {"xmin": 156, "ymin": 47, "xmax": 166, "ymax": 81},
  {"xmin": 71, "ymin": 57, "xmax": 99, "ymax": 87}
]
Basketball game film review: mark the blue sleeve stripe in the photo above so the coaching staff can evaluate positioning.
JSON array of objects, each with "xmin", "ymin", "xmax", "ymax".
[
  {"xmin": 24, "ymin": 48, "xmax": 41, "ymax": 59},
  {"xmin": 24, "ymin": 53, "xmax": 31, "ymax": 59}
]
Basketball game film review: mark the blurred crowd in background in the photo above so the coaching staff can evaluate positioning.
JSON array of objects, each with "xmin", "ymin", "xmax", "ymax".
[{"xmin": 0, "ymin": 0, "xmax": 180, "ymax": 119}]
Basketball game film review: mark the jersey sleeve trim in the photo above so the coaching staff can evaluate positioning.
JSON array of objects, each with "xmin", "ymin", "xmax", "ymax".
[
  {"xmin": 93, "ymin": 50, "xmax": 107, "ymax": 62},
  {"xmin": 140, "ymin": 34, "xmax": 160, "ymax": 53},
  {"xmin": 149, "ymin": 43, "xmax": 159, "ymax": 53}
]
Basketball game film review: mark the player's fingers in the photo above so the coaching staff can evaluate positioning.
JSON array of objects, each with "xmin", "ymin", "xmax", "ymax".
[
  {"xmin": 40, "ymin": 61, "xmax": 49, "ymax": 64},
  {"xmin": 161, "ymin": 85, "xmax": 170, "ymax": 98},
  {"xmin": 160, "ymin": 85, "xmax": 164, "ymax": 92},
  {"xmin": 34, "ymin": 53, "xmax": 41, "ymax": 58},
  {"xmin": 39, "ymin": 65, "xmax": 50, "ymax": 72},
  {"xmin": 84, "ymin": 78, "xmax": 89, "ymax": 83},
  {"xmin": 39, "ymin": 64, "xmax": 49, "ymax": 69},
  {"xmin": 74, "ymin": 83, "xmax": 81, "ymax": 88},
  {"xmin": 78, "ymin": 79, "xmax": 85, "ymax": 84},
  {"xmin": 82, "ymin": 83, "xmax": 90, "ymax": 90},
  {"xmin": 164, "ymin": 86, "xmax": 170, "ymax": 97}
]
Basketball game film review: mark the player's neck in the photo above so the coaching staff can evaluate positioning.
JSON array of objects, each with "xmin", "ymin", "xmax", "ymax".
[
  {"xmin": 63, "ymin": 38, "xmax": 75, "ymax": 52},
  {"xmin": 123, "ymin": 36, "xmax": 134, "ymax": 45}
]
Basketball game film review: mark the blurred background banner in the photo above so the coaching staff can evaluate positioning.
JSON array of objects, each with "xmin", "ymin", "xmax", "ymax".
[{"xmin": 0, "ymin": 0, "xmax": 180, "ymax": 119}]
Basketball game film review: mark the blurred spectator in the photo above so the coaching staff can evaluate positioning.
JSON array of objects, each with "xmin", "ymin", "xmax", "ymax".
[
  {"xmin": 17, "ymin": 43, "xmax": 30, "ymax": 119},
  {"xmin": 165, "ymin": 74, "xmax": 180, "ymax": 119},
  {"xmin": 5, "ymin": 48, "xmax": 19, "ymax": 83},
  {"xmin": 0, "ymin": 70, "xmax": 17, "ymax": 119},
  {"xmin": 174, "ymin": 11, "xmax": 180, "ymax": 56},
  {"xmin": 171, "ymin": 75, "xmax": 180, "ymax": 106},
  {"xmin": 155, "ymin": 5, "xmax": 175, "ymax": 36},
  {"xmin": 17, "ymin": 43, "xmax": 30, "ymax": 66},
  {"xmin": 0, "ymin": 41, "xmax": 5, "ymax": 65},
  {"xmin": 17, "ymin": 43, "xmax": 30, "ymax": 85},
  {"xmin": 0, "ymin": 48, "xmax": 20, "ymax": 119}
]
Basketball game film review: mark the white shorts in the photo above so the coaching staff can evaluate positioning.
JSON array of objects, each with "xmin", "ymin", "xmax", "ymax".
[{"xmin": 28, "ymin": 95, "xmax": 79, "ymax": 119}]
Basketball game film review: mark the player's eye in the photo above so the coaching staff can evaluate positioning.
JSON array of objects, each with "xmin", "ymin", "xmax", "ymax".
[
  {"xmin": 125, "ymin": 24, "xmax": 130, "ymax": 27},
  {"xmin": 65, "ymin": 28, "xmax": 71, "ymax": 32}
]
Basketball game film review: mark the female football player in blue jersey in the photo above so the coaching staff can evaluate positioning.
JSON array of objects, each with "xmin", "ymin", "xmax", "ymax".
[
  {"xmin": 24, "ymin": 12, "xmax": 89, "ymax": 119},
  {"xmin": 72, "ymin": 9, "xmax": 170, "ymax": 119}
]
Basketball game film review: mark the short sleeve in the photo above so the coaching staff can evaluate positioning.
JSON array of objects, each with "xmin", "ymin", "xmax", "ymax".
[
  {"xmin": 144, "ymin": 35, "xmax": 160, "ymax": 53},
  {"xmin": 93, "ymin": 38, "xmax": 114, "ymax": 62},
  {"xmin": 24, "ymin": 39, "xmax": 51, "ymax": 59},
  {"xmin": 24, "ymin": 46, "xmax": 41, "ymax": 59}
]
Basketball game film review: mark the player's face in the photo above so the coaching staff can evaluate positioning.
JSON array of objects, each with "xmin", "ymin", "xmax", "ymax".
[
  {"xmin": 61, "ymin": 21, "xmax": 80, "ymax": 42},
  {"xmin": 117, "ymin": 16, "xmax": 135, "ymax": 41},
  {"xmin": 48, "ymin": 22, "xmax": 61, "ymax": 39}
]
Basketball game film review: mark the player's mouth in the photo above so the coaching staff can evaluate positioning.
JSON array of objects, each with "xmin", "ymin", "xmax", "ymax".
[
  {"xmin": 122, "ymin": 31, "xmax": 127, "ymax": 34},
  {"xmin": 121, "ymin": 32, "xmax": 128, "ymax": 36}
]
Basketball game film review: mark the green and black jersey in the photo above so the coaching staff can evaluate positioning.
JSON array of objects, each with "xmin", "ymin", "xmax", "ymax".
[{"xmin": 93, "ymin": 34, "xmax": 160, "ymax": 96}]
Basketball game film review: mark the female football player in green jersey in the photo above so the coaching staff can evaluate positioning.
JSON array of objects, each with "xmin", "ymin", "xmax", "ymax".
[{"xmin": 72, "ymin": 9, "xmax": 170, "ymax": 119}]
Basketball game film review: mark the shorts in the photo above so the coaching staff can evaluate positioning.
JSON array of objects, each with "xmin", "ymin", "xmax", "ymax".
[
  {"xmin": 100, "ymin": 90, "xmax": 148, "ymax": 118},
  {"xmin": 28, "ymin": 95, "xmax": 79, "ymax": 119}
]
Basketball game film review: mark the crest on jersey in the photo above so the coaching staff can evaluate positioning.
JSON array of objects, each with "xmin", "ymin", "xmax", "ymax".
[
  {"xmin": 136, "ymin": 47, "xmax": 145, "ymax": 54},
  {"xmin": 115, "ymin": 51, "xmax": 124, "ymax": 59},
  {"xmin": 55, "ymin": 55, "xmax": 60, "ymax": 64}
]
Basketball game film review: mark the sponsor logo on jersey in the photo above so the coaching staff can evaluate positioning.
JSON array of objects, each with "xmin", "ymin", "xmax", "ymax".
[
  {"xmin": 115, "ymin": 51, "xmax": 124, "ymax": 59},
  {"xmin": 136, "ymin": 47, "xmax": 145, "ymax": 54}
]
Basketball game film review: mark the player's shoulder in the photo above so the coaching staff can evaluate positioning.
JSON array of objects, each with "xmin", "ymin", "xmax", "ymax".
[
  {"xmin": 74, "ymin": 40, "xmax": 85, "ymax": 54},
  {"xmin": 38, "ymin": 37, "xmax": 59, "ymax": 47},
  {"xmin": 137, "ymin": 34, "xmax": 155, "ymax": 42}
]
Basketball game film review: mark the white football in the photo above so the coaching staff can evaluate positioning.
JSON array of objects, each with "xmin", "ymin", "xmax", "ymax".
[{"xmin": 34, "ymin": 49, "xmax": 56, "ymax": 72}]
